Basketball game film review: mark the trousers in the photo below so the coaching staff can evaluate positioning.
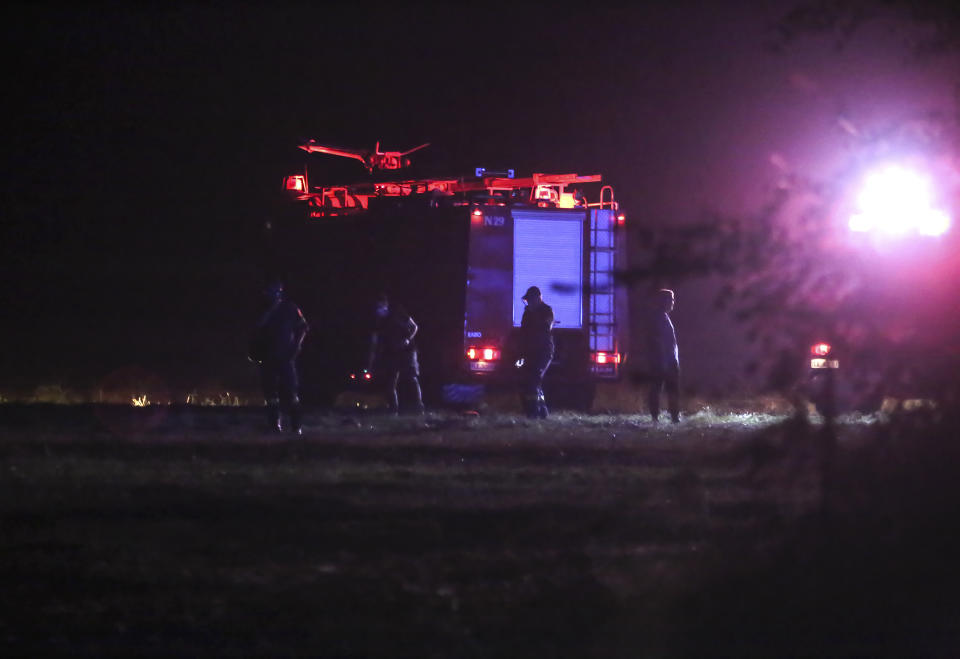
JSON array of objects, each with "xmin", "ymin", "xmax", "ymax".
[
  {"xmin": 520, "ymin": 352, "xmax": 552, "ymax": 418},
  {"xmin": 260, "ymin": 358, "xmax": 302, "ymax": 430},
  {"xmin": 381, "ymin": 350, "xmax": 424, "ymax": 413},
  {"xmin": 648, "ymin": 366, "xmax": 680, "ymax": 422}
]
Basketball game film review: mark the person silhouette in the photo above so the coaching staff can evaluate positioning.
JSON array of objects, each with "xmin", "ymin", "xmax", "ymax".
[
  {"xmin": 249, "ymin": 279, "xmax": 309, "ymax": 434},
  {"xmin": 646, "ymin": 288, "xmax": 681, "ymax": 423}
]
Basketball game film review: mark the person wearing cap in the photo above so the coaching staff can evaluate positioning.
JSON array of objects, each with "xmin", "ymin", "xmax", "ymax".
[
  {"xmin": 248, "ymin": 278, "xmax": 309, "ymax": 434},
  {"xmin": 646, "ymin": 288, "xmax": 681, "ymax": 423},
  {"xmin": 518, "ymin": 285, "xmax": 554, "ymax": 418},
  {"xmin": 367, "ymin": 293, "xmax": 425, "ymax": 414}
]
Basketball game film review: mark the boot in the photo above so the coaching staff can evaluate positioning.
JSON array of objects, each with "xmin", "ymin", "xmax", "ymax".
[
  {"xmin": 536, "ymin": 392, "xmax": 549, "ymax": 419},
  {"xmin": 266, "ymin": 403, "xmax": 282, "ymax": 432},
  {"xmin": 522, "ymin": 395, "xmax": 538, "ymax": 419},
  {"xmin": 289, "ymin": 403, "xmax": 303, "ymax": 436},
  {"xmin": 410, "ymin": 377, "xmax": 425, "ymax": 415}
]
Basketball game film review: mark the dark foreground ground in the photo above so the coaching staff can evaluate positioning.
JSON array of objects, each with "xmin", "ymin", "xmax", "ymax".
[{"xmin": 2, "ymin": 404, "xmax": 959, "ymax": 657}]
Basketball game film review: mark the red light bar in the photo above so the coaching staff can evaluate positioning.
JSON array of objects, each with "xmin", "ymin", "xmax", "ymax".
[
  {"xmin": 811, "ymin": 342, "xmax": 832, "ymax": 357},
  {"xmin": 592, "ymin": 351, "xmax": 621, "ymax": 364}
]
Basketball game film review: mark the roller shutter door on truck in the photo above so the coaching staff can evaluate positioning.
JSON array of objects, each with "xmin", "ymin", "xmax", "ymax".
[{"xmin": 511, "ymin": 210, "xmax": 585, "ymax": 330}]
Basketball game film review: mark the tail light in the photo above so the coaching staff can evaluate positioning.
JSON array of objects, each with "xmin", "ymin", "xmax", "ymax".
[
  {"xmin": 810, "ymin": 342, "xmax": 839, "ymax": 369},
  {"xmin": 284, "ymin": 175, "xmax": 306, "ymax": 192},
  {"xmin": 811, "ymin": 342, "xmax": 831, "ymax": 357},
  {"xmin": 592, "ymin": 351, "xmax": 621, "ymax": 365},
  {"xmin": 466, "ymin": 346, "xmax": 501, "ymax": 361}
]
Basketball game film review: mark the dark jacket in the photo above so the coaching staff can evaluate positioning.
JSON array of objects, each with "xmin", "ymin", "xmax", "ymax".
[
  {"xmin": 646, "ymin": 310, "xmax": 679, "ymax": 374},
  {"xmin": 520, "ymin": 300, "xmax": 555, "ymax": 360},
  {"xmin": 370, "ymin": 306, "xmax": 419, "ymax": 371},
  {"xmin": 250, "ymin": 300, "xmax": 309, "ymax": 363},
  {"xmin": 376, "ymin": 309, "xmax": 417, "ymax": 355}
]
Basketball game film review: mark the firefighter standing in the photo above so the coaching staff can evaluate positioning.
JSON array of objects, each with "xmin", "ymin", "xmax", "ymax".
[
  {"xmin": 249, "ymin": 279, "xmax": 309, "ymax": 434},
  {"xmin": 367, "ymin": 293, "xmax": 425, "ymax": 414},
  {"xmin": 517, "ymin": 285, "xmax": 554, "ymax": 418},
  {"xmin": 646, "ymin": 288, "xmax": 681, "ymax": 423}
]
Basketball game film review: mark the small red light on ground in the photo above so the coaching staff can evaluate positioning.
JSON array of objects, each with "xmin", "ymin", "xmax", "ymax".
[
  {"xmin": 811, "ymin": 342, "xmax": 832, "ymax": 357},
  {"xmin": 363, "ymin": 372, "xmax": 372, "ymax": 380},
  {"xmin": 349, "ymin": 373, "xmax": 357, "ymax": 380},
  {"xmin": 617, "ymin": 214, "xmax": 625, "ymax": 225}
]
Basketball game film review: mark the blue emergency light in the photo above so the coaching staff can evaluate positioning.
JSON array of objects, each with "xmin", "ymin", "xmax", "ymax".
[{"xmin": 475, "ymin": 167, "xmax": 515, "ymax": 178}]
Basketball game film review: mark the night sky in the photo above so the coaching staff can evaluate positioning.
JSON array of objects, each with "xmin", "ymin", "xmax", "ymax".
[{"xmin": 3, "ymin": 2, "xmax": 957, "ymax": 401}]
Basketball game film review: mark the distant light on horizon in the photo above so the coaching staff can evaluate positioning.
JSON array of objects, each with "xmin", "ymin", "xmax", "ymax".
[{"xmin": 848, "ymin": 165, "xmax": 951, "ymax": 237}]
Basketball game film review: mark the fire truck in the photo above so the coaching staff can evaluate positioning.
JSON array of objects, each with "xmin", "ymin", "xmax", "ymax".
[{"xmin": 273, "ymin": 142, "xmax": 629, "ymax": 409}]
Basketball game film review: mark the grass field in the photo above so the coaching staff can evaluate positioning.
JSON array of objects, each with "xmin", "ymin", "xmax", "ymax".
[{"xmin": 2, "ymin": 404, "xmax": 959, "ymax": 657}]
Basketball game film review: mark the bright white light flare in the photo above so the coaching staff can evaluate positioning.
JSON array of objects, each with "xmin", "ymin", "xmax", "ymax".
[{"xmin": 848, "ymin": 165, "xmax": 951, "ymax": 237}]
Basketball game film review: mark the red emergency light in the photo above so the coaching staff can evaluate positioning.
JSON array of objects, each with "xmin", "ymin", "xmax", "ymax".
[
  {"xmin": 284, "ymin": 175, "xmax": 306, "ymax": 192},
  {"xmin": 466, "ymin": 346, "xmax": 500, "ymax": 361},
  {"xmin": 811, "ymin": 342, "xmax": 832, "ymax": 357},
  {"xmin": 592, "ymin": 351, "xmax": 621, "ymax": 364}
]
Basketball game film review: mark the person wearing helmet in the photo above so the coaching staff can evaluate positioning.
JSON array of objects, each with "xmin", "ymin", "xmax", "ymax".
[
  {"xmin": 366, "ymin": 293, "xmax": 424, "ymax": 414},
  {"xmin": 518, "ymin": 285, "xmax": 554, "ymax": 418},
  {"xmin": 249, "ymin": 278, "xmax": 309, "ymax": 434},
  {"xmin": 646, "ymin": 288, "xmax": 681, "ymax": 423}
]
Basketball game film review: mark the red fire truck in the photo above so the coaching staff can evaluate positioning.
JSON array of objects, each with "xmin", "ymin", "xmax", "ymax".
[{"xmin": 275, "ymin": 142, "xmax": 629, "ymax": 409}]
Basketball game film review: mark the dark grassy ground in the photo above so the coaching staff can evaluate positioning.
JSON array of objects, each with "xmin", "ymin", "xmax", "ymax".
[{"xmin": 2, "ymin": 404, "xmax": 959, "ymax": 657}]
